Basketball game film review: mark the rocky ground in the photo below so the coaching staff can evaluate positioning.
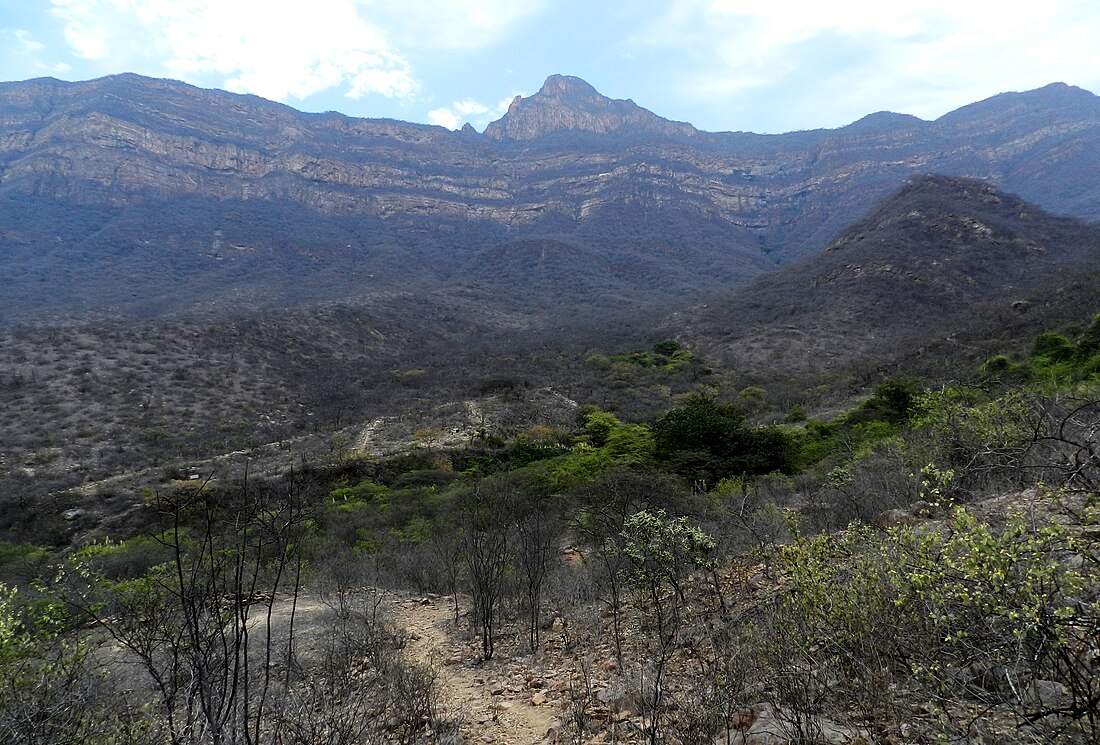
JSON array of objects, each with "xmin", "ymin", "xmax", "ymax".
[
  {"xmin": 393, "ymin": 595, "xmax": 559, "ymax": 744},
  {"xmin": 386, "ymin": 577, "xmax": 860, "ymax": 745}
]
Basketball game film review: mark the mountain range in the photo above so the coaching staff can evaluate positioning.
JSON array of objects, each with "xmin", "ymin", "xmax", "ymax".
[{"xmin": 2, "ymin": 73, "xmax": 1100, "ymax": 323}]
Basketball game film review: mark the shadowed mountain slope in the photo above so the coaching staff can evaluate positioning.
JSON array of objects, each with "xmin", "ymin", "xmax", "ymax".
[{"xmin": 677, "ymin": 175, "xmax": 1100, "ymax": 377}]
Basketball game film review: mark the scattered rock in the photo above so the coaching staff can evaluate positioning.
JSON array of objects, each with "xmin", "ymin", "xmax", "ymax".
[
  {"xmin": 714, "ymin": 704, "xmax": 868, "ymax": 745},
  {"xmin": 1024, "ymin": 678, "xmax": 1070, "ymax": 708},
  {"xmin": 747, "ymin": 572, "xmax": 769, "ymax": 591}
]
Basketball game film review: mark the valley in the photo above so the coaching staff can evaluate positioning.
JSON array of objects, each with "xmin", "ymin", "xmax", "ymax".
[{"xmin": 1, "ymin": 74, "xmax": 1099, "ymax": 744}]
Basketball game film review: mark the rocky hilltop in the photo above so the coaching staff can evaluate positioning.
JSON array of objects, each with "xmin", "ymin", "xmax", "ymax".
[{"xmin": 1, "ymin": 74, "xmax": 1099, "ymax": 321}]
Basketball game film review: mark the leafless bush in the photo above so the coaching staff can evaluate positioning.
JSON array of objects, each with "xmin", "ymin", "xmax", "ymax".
[{"xmin": 52, "ymin": 473, "xmax": 450, "ymax": 745}]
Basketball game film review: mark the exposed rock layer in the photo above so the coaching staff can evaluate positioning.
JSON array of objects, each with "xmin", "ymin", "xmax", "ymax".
[{"xmin": 2, "ymin": 74, "xmax": 1099, "ymax": 320}]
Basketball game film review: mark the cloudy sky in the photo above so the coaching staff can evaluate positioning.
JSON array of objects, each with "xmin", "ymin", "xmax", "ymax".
[{"xmin": 1, "ymin": 0, "xmax": 1098, "ymax": 134}]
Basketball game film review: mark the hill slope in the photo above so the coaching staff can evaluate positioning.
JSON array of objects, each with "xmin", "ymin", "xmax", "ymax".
[
  {"xmin": 2, "ymin": 75, "xmax": 1100, "ymax": 322},
  {"xmin": 678, "ymin": 175, "xmax": 1100, "ymax": 376}
]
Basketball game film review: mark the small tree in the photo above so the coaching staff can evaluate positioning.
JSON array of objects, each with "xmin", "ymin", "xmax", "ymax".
[
  {"xmin": 619, "ymin": 509, "xmax": 715, "ymax": 745},
  {"xmin": 516, "ymin": 502, "xmax": 561, "ymax": 653},
  {"xmin": 571, "ymin": 471, "xmax": 684, "ymax": 666},
  {"xmin": 66, "ymin": 475, "xmax": 314, "ymax": 745},
  {"xmin": 457, "ymin": 478, "xmax": 516, "ymax": 660}
]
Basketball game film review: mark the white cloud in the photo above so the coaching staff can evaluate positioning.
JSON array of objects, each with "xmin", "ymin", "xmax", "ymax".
[
  {"xmin": 632, "ymin": 0, "xmax": 1100, "ymax": 129},
  {"xmin": 371, "ymin": 0, "xmax": 545, "ymax": 52},
  {"xmin": 1, "ymin": 27, "xmax": 73, "ymax": 75},
  {"xmin": 13, "ymin": 29, "xmax": 45, "ymax": 54},
  {"xmin": 427, "ymin": 96, "xmax": 514, "ymax": 130},
  {"xmin": 348, "ymin": 68, "xmax": 417, "ymax": 100},
  {"xmin": 49, "ymin": 0, "xmax": 417, "ymax": 102},
  {"xmin": 46, "ymin": 1, "xmax": 545, "ymax": 106}
]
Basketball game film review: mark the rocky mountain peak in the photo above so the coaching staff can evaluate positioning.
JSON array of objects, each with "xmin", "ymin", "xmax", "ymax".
[
  {"xmin": 537, "ymin": 73, "xmax": 602, "ymax": 99},
  {"xmin": 483, "ymin": 74, "xmax": 696, "ymax": 141}
]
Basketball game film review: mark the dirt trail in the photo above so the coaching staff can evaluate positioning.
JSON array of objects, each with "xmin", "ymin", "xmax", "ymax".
[
  {"xmin": 393, "ymin": 596, "xmax": 558, "ymax": 745},
  {"xmin": 353, "ymin": 416, "xmax": 394, "ymax": 455}
]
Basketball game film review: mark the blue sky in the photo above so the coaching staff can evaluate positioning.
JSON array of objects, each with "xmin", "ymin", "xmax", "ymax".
[{"xmin": 2, "ymin": 1, "xmax": 1099, "ymax": 135}]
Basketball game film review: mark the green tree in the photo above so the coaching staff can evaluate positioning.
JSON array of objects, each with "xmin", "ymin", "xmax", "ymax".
[
  {"xmin": 651, "ymin": 339, "xmax": 682, "ymax": 357},
  {"xmin": 619, "ymin": 510, "xmax": 715, "ymax": 745},
  {"xmin": 653, "ymin": 394, "xmax": 746, "ymax": 484},
  {"xmin": 653, "ymin": 394, "xmax": 745, "ymax": 457},
  {"xmin": 846, "ymin": 379, "xmax": 921, "ymax": 426}
]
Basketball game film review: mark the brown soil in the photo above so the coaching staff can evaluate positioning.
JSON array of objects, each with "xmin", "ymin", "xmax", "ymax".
[{"xmin": 392, "ymin": 595, "xmax": 559, "ymax": 744}]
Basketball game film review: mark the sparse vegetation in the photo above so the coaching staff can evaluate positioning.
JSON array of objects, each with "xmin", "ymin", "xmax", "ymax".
[
  {"xmin": 5, "ymin": 71, "xmax": 1100, "ymax": 744},
  {"xmin": 3, "ymin": 308, "xmax": 1100, "ymax": 742},
  {"xmin": 4, "ymin": 153, "xmax": 1100, "ymax": 745}
]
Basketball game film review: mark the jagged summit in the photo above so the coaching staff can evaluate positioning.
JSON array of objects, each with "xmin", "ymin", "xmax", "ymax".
[
  {"xmin": 483, "ymin": 74, "xmax": 697, "ymax": 141},
  {"xmin": 536, "ymin": 74, "xmax": 601, "ymax": 98}
]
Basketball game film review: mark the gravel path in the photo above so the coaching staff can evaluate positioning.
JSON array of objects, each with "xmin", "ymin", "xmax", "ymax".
[{"xmin": 393, "ymin": 596, "xmax": 558, "ymax": 744}]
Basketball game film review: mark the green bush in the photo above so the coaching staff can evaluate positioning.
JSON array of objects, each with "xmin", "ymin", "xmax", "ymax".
[
  {"xmin": 544, "ymin": 412, "xmax": 656, "ymax": 490},
  {"xmin": 390, "ymin": 469, "xmax": 458, "ymax": 490},
  {"xmin": 980, "ymin": 354, "xmax": 1020, "ymax": 378},
  {"xmin": 651, "ymin": 339, "xmax": 682, "ymax": 356},
  {"xmin": 772, "ymin": 495, "xmax": 1100, "ymax": 741},
  {"xmin": 1032, "ymin": 332, "xmax": 1078, "ymax": 364},
  {"xmin": 0, "ymin": 541, "xmax": 49, "ymax": 573},
  {"xmin": 330, "ymin": 479, "xmax": 390, "ymax": 505},
  {"xmin": 1078, "ymin": 313, "xmax": 1100, "ymax": 353}
]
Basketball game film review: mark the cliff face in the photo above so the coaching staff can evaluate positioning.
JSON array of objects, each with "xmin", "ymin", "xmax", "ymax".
[{"xmin": 2, "ymin": 73, "xmax": 1099, "ymax": 321}]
